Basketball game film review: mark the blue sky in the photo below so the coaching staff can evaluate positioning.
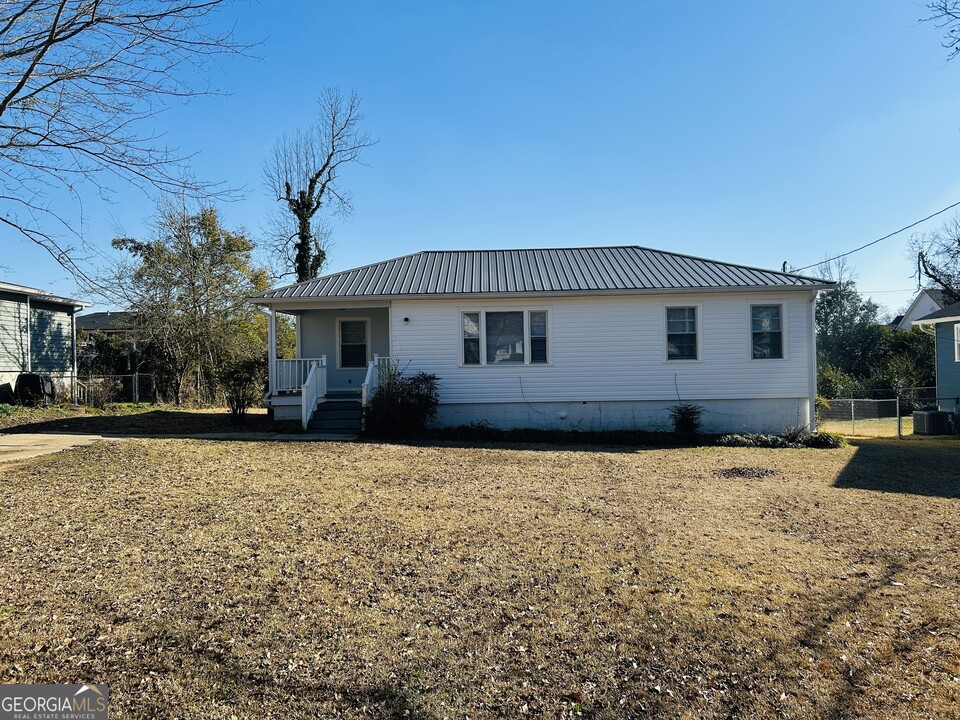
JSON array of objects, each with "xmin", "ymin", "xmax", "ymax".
[{"xmin": 7, "ymin": 1, "xmax": 960, "ymax": 315}]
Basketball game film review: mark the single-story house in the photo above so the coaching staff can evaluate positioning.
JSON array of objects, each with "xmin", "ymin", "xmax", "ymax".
[
  {"xmin": 916, "ymin": 300, "xmax": 960, "ymax": 412},
  {"xmin": 250, "ymin": 246, "xmax": 834, "ymax": 433},
  {"xmin": 0, "ymin": 281, "xmax": 91, "ymax": 398}
]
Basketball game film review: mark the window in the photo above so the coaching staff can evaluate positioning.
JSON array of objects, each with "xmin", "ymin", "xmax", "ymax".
[
  {"xmin": 751, "ymin": 305, "xmax": 783, "ymax": 359},
  {"xmin": 666, "ymin": 306, "xmax": 697, "ymax": 360},
  {"xmin": 954, "ymin": 324, "xmax": 960, "ymax": 362},
  {"xmin": 338, "ymin": 319, "xmax": 368, "ymax": 368},
  {"xmin": 461, "ymin": 310, "xmax": 549, "ymax": 365}
]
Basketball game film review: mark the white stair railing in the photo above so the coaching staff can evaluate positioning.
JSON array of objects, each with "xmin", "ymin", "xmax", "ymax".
[
  {"xmin": 300, "ymin": 356, "xmax": 327, "ymax": 430},
  {"xmin": 275, "ymin": 357, "xmax": 325, "ymax": 393}
]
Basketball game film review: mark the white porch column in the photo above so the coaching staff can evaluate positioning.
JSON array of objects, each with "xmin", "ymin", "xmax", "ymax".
[{"xmin": 264, "ymin": 307, "xmax": 277, "ymax": 396}]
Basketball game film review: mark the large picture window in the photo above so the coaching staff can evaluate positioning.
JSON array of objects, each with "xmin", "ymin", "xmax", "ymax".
[
  {"xmin": 338, "ymin": 318, "xmax": 368, "ymax": 368},
  {"xmin": 461, "ymin": 310, "xmax": 549, "ymax": 365},
  {"xmin": 666, "ymin": 306, "xmax": 698, "ymax": 360},
  {"xmin": 751, "ymin": 305, "xmax": 783, "ymax": 359}
]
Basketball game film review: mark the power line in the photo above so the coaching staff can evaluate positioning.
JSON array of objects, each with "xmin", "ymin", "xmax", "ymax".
[{"xmin": 793, "ymin": 199, "xmax": 960, "ymax": 273}]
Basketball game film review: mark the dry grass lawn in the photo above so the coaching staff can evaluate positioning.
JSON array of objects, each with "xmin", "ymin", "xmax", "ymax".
[{"xmin": 0, "ymin": 436, "xmax": 957, "ymax": 719}]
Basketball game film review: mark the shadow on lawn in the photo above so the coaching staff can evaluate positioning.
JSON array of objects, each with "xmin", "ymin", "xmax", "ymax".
[
  {"xmin": 2, "ymin": 409, "xmax": 277, "ymax": 437},
  {"xmin": 833, "ymin": 437, "xmax": 960, "ymax": 499}
]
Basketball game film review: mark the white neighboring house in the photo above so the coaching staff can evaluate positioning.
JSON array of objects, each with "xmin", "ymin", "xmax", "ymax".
[
  {"xmin": 250, "ymin": 247, "xmax": 834, "ymax": 434},
  {"xmin": 890, "ymin": 289, "xmax": 947, "ymax": 331}
]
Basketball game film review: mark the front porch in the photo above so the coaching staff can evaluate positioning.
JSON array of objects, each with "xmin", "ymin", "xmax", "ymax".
[
  {"xmin": 266, "ymin": 355, "xmax": 392, "ymax": 431},
  {"xmin": 261, "ymin": 304, "xmax": 395, "ymax": 431}
]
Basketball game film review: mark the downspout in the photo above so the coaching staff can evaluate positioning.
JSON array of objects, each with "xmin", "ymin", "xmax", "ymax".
[
  {"xmin": 808, "ymin": 290, "xmax": 818, "ymax": 432},
  {"xmin": 917, "ymin": 321, "xmax": 939, "ymax": 409},
  {"xmin": 71, "ymin": 308, "xmax": 78, "ymax": 403},
  {"xmin": 25, "ymin": 295, "xmax": 31, "ymax": 372}
]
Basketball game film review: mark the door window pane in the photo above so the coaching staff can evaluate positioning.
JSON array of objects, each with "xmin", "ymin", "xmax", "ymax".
[{"xmin": 340, "ymin": 320, "xmax": 367, "ymax": 368}]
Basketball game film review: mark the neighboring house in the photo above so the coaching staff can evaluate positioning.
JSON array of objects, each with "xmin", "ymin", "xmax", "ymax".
[
  {"xmin": 916, "ymin": 301, "xmax": 960, "ymax": 411},
  {"xmin": 891, "ymin": 289, "xmax": 948, "ymax": 331},
  {"xmin": 76, "ymin": 311, "xmax": 135, "ymax": 341},
  {"xmin": 250, "ymin": 247, "xmax": 834, "ymax": 433},
  {"xmin": 0, "ymin": 281, "xmax": 91, "ymax": 397}
]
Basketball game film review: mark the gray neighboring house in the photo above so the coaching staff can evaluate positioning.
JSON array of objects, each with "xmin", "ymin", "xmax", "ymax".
[
  {"xmin": 916, "ymin": 300, "xmax": 960, "ymax": 411},
  {"xmin": 0, "ymin": 281, "xmax": 91, "ymax": 398},
  {"xmin": 76, "ymin": 311, "xmax": 135, "ymax": 341},
  {"xmin": 251, "ymin": 246, "xmax": 834, "ymax": 433}
]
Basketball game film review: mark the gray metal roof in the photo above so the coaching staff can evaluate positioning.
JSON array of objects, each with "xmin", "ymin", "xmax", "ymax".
[{"xmin": 252, "ymin": 246, "xmax": 833, "ymax": 302}]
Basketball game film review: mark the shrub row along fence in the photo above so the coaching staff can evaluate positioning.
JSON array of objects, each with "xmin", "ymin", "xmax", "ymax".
[
  {"xmin": 77, "ymin": 374, "xmax": 156, "ymax": 407},
  {"xmin": 819, "ymin": 387, "xmax": 959, "ymax": 437}
]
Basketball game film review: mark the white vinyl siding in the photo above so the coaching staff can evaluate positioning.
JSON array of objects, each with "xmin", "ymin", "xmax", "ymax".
[{"xmin": 390, "ymin": 292, "xmax": 813, "ymax": 404}]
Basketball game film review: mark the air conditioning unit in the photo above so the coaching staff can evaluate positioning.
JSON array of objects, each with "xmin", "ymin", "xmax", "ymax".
[{"xmin": 912, "ymin": 410, "xmax": 952, "ymax": 435}]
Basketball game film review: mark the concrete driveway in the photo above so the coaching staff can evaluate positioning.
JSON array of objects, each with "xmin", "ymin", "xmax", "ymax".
[{"xmin": 0, "ymin": 433, "xmax": 105, "ymax": 468}]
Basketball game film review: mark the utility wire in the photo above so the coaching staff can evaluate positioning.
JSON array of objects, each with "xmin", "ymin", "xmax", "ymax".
[{"xmin": 793, "ymin": 199, "xmax": 960, "ymax": 273}]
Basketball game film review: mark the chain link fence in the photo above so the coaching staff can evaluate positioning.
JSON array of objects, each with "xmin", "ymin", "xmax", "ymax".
[
  {"xmin": 77, "ymin": 374, "xmax": 155, "ymax": 407},
  {"xmin": 819, "ymin": 387, "xmax": 959, "ymax": 437}
]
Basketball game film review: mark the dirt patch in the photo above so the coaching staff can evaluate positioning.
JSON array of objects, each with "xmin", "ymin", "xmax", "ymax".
[
  {"xmin": 0, "ymin": 438, "xmax": 957, "ymax": 718},
  {"xmin": 714, "ymin": 465, "xmax": 780, "ymax": 479}
]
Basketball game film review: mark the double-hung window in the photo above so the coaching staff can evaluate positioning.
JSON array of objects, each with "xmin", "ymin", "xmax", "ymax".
[
  {"xmin": 751, "ymin": 305, "xmax": 783, "ymax": 359},
  {"xmin": 954, "ymin": 324, "xmax": 960, "ymax": 362},
  {"xmin": 666, "ymin": 306, "xmax": 698, "ymax": 360},
  {"xmin": 462, "ymin": 310, "xmax": 549, "ymax": 365}
]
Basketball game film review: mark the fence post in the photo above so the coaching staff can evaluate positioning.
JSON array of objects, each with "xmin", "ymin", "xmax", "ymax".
[
  {"xmin": 896, "ymin": 394, "xmax": 901, "ymax": 440},
  {"xmin": 133, "ymin": 373, "xmax": 139, "ymax": 405},
  {"xmin": 851, "ymin": 399, "xmax": 856, "ymax": 436}
]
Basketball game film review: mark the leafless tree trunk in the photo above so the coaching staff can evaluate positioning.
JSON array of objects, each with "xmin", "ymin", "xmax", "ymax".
[
  {"xmin": 0, "ymin": 0, "xmax": 245, "ymax": 282},
  {"xmin": 911, "ymin": 217, "xmax": 960, "ymax": 304},
  {"xmin": 263, "ymin": 88, "xmax": 375, "ymax": 282}
]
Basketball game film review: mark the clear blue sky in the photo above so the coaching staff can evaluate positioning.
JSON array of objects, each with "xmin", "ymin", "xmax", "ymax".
[{"xmin": 7, "ymin": 1, "xmax": 960, "ymax": 316}]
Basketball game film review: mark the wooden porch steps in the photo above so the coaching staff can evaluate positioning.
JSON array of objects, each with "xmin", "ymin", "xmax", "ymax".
[{"xmin": 308, "ymin": 394, "xmax": 362, "ymax": 434}]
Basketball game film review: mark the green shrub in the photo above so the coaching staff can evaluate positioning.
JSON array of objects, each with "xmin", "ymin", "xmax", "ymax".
[
  {"xmin": 799, "ymin": 431, "xmax": 847, "ymax": 449},
  {"xmin": 363, "ymin": 367, "xmax": 440, "ymax": 439},
  {"xmin": 668, "ymin": 403, "xmax": 704, "ymax": 437},
  {"xmin": 217, "ymin": 357, "xmax": 266, "ymax": 423},
  {"xmin": 715, "ymin": 433, "xmax": 794, "ymax": 448},
  {"xmin": 715, "ymin": 430, "xmax": 847, "ymax": 449},
  {"xmin": 0, "ymin": 404, "xmax": 15, "ymax": 418}
]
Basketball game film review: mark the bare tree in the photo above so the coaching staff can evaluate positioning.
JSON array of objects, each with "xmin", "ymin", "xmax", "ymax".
[
  {"xmin": 0, "ymin": 0, "xmax": 244, "ymax": 281},
  {"xmin": 910, "ymin": 218, "xmax": 960, "ymax": 304},
  {"xmin": 263, "ymin": 88, "xmax": 375, "ymax": 282}
]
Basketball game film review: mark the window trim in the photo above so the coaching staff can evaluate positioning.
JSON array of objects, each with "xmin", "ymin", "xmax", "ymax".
[
  {"xmin": 954, "ymin": 323, "xmax": 960, "ymax": 362},
  {"xmin": 749, "ymin": 302, "xmax": 787, "ymax": 361},
  {"xmin": 459, "ymin": 308, "xmax": 552, "ymax": 367},
  {"xmin": 336, "ymin": 316, "xmax": 370, "ymax": 370},
  {"xmin": 663, "ymin": 304, "xmax": 702, "ymax": 363}
]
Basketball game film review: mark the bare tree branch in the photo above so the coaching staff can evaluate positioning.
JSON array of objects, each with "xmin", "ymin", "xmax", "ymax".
[
  {"xmin": 263, "ymin": 87, "xmax": 376, "ymax": 282},
  {"xmin": 0, "ymin": 0, "xmax": 247, "ymax": 282},
  {"xmin": 925, "ymin": 1, "xmax": 960, "ymax": 60}
]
